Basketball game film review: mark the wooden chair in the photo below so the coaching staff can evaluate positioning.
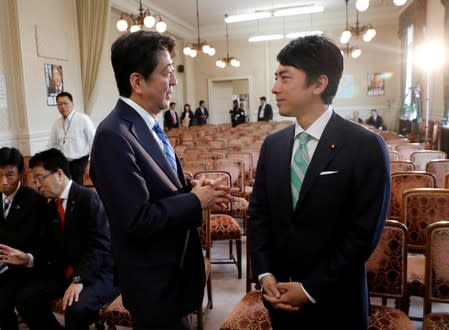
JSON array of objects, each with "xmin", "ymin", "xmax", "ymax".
[
  {"xmin": 50, "ymin": 298, "xmax": 106, "ymax": 329},
  {"xmin": 183, "ymin": 147, "xmax": 208, "ymax": 162},
  {"xmin": 367, "ymin": 220, "xmax": 415, "ymax": 329},
  {"xmin": 390, "ymin": 160, "xmax": 415, "ymax": 173},
  {"xmin": 426, "ymin": 159, "xmax": 449, "ymax": 188},
  {"xmin": 101, "ymin": 294, "xmax": 132, "ymax": 329},
  {"xmin": 400, "ymin": 188, "xmax": 449, "ymax": 318},
  {"xmin": 182, "ymin": 160, "xmax": 210, "ymax": 177},
  {"xmin": 389, "ymin": 150, "xmax": 400, "ymax": 161},
  {"xmin": 422, "ymin": 221, "xmax": 449, "ymax": 329},
  {"xmin": 194, "ymin": 171, "xmax": 242, "ymax": 279},
  {"xmin": 410, "ymin": 150, "xmax": 447, "ymax": 171},
  {"xmin": 196, "ymin": 209, "xmax": 213, "ymax": 329},
  {"xmin": 396, "ymin": 143, "xmax": 425, "ymax": 161},
  {"xmin": 389, "ymin": 171, "xmax": 436, "ymax": 220},
  {"xmin": 225, "ymin": 152, "xmax": 254, "ymax": 187}
]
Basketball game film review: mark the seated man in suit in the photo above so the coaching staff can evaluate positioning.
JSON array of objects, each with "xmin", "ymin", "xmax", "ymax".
[
  {"xmin": 9, "ymin": 148, "xmax": 119, "ymax": 330},
  {"xmin": 0, "ymin": 147, "xmax": 47, "ymax": 330}
]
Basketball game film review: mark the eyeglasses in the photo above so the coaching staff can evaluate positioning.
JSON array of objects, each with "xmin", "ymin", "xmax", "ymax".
[
  {"xmin": 57, "ymin": 101, "xmax": 72, "ymax": 107},
  {"xmin": 32, "ymin": 172, "xmax": 53, "ymax": 185}
]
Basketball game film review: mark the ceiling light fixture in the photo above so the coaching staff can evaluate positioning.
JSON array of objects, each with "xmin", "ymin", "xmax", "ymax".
[
  {"xmin": 340, "ymin": 44, "xmax": 362, "ymax": 58},
  {"xmin": 216, "ymin": 15, "xmax": 240, "ymax": 68},
  {"xmin": 340, "ymin": 0, "xmax": 376, "ymax": 45},
  {"xmin": 225, "ymin": 4, "xmax": 324, "ymax": 23},
  {"xmin": 183, "ymin": 0, "xmax": 215, "ymax": 58},
  {"xmin": 248, "ymin": 31, "xmax": 323, "ymax": 42},
  {"xmin": 116, "ymin": 0, "xmax": 167, "ymax": 33},
  {"xmin": 355, "ymin": 0, "xmax": 408, "ymax": 12}
]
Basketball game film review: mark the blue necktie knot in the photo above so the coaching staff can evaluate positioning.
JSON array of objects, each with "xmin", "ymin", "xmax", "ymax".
[{"xmin": 153, "ymin": 121, "xmax": 178, "ymax": 173}]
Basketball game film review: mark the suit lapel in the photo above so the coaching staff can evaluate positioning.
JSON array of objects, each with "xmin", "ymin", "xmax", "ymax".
[
  {"xmin": 3, "ymin": 185, "xmax": 25, "ymax": 222},
  {"xmin": 64, "ymin": 183, "xmax": 78, "ymax": 231},
  {"xmin": 296, "ymin": 112, "xmax": 343, "ymax": 208},
  {"xmin": 116, "ymin": 100, "xmax": 182, "ymax": 188},
  {"xmin": 278, "ymin": 126, "xmax": 296, "ymax": 217}
]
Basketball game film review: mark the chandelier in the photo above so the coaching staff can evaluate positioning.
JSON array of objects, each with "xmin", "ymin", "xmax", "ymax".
[
  {"xmin": 216, "ymin": 15, "xmax": 240, "ymax": 68},
  {"xmin": 116, "ymin": 0, "xmax": 167, "ymax": 33},
  {"xmin": 340, "ymin": 44, "xmax": 362, "ymax": 58},
  {"xmin": 355, "ymin": 0, "xmax": 408, "ymax": 12},
  {"xmin": 340, "ymin": 0, "xmax": 376, "ymax": 45},
  {"xmin": 183, "ymin": 0, "xmax": 215, "ymax": 58}
]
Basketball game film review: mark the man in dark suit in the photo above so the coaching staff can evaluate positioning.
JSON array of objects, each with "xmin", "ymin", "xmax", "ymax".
[
  {"xmin": 194, "ymin": 100, "xmax": 209, "ymax": 125},
  {"xmin": 257, "ymin": 96, "xmax": 273, "ymax": 121},
  {"xmin": 10, "ymin": 148, "xmax": 119, "ymax": 330},
  {"xmin": 163, "ymin": 102, "xmax": 180, "ymax": 130},
  {"xmin": 249, "ymin": 35, "xmax": 390, "ymax": 329},
  {"xmin": 89, "ymin": 31, "xmax": 234, "ymax": 329},
  {"xmin": 366, "ymin": 109, "xmax": 385, "ymax": 130},
  {"xmin": 0, "ymin": 147, "xmax": 47, "ymax": 330}
]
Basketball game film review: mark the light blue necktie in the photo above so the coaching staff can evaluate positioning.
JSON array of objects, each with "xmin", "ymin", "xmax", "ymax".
[
  {"xmin": 153, "ymin": 121, "xmax": 178, "ymax": 173},
  {"xmin": 291, "ymin": 132, "xmax": 311, "ymax": 208}
]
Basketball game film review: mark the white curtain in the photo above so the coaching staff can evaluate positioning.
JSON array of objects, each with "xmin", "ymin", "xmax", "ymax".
[{"xmin": 76, "ymin": 0, "xmax": 111, "ymax": 115}]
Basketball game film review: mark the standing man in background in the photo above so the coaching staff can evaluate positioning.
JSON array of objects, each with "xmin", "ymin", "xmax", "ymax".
[
  {"xmin": 194, "ymin": 100, "xmax": 209, "ymax": 125},
  {"xmin": 163, "ymin": 102, "xmax": 180, "ymax": 130},
  {"xmin": 249, "ymin": 35, "xmax": 390, "ymax": 329},
  {"xmin": 47, "ymin": 92, "xmax": 96, "ymax": 185},
  {"xmin": 90, "ymin": 31, "xmax": 234, "ymax": 329},
  {"xmin": 0, "ymin": 147, "xmax": 47, "ymax": 330},
  {"xmin": 257, "ymin": 96, "xmax": 273, "ymax": 121}
]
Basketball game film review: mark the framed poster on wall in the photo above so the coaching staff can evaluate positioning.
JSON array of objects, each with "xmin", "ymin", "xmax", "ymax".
[
  {"xmin": 44, "ymin": 63, "xmax": 64, "ymax": 106},
  {"xmin": 367, "ymin": 72, "xmax": 385, "ymax": 96}
]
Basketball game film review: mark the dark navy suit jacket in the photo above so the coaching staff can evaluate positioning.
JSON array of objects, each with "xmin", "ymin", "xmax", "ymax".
[
  {"xmin": 249, "ymin": 112, "xmax": 390, "ymax": 328},
  {"xmin": 90, "ymin": 99, "xmax": 205, "ymax": 327}
]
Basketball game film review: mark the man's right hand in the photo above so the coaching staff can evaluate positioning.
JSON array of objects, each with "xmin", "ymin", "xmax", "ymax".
[{"xmin": 191, "ymin": 175, "xmax": 236, "ymax": 210}]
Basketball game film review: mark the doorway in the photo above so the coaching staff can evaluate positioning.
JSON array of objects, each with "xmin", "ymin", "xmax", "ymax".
[{"xmin": 208, "ymin": 76, "xmax": 254, "ymax": 125}]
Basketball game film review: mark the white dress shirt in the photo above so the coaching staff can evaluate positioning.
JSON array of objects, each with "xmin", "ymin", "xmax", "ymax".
[{"xmin": 47, "ymin": 110, "xmax": 96, "ymax": 161}]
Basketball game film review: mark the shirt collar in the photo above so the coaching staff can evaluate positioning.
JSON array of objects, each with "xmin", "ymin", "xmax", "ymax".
[
  {"xmin": 120, "ymin": 97, "xmax": 157, "ymax": 129},
  {"xmin": 59, "ymin": 180, "xmax": 73, "ymax": 200},
  {"xmin": 65, "ymin": 110, "xmax": 76, "ymax": 121},
  {"xmin": 2, "ymin": 181, "xmax": 21, "ymax": 203},
  {"xmin": 293, "ymin": 105, "xmax": 333, "ymax": 141}
]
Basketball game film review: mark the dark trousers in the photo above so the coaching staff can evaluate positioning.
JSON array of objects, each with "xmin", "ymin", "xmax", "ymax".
[
  {"xmin": 16, "ymin": 272, "xmax": 119, "ymax": 330},
  {"xmin": 133, "ymin": 314, "xmax": 192, "ymax": 330},
  {"xmin": 0, "ymin": 269, "xmax": 31, "ymax": 330},
  {"xmin": 69, "ymin": 155, "xmax": 89, "ymax": 185}
]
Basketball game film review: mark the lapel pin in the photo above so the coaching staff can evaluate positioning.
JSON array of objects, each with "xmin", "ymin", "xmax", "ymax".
[
  {"xmin": 16, "ymin": 205, "xmax": 20, "ymax": 210},
  {"xmin": 331, "ymin": 144, "xmax": 336, "ymax": 149}
]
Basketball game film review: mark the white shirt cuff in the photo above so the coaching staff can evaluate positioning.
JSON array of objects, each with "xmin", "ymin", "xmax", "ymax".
[{"xmin": 26, "ymin": 253, "xmax": 34, "ymax": 268}]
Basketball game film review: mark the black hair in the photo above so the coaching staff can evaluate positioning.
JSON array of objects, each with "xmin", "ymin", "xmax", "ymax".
[
  {"xmin": 0, "ymin": 147, "xmax": 24, "ymax": 172},
  {"xmin": 29, "ymin": 148, "xmax": 71, "ymax": 178}
]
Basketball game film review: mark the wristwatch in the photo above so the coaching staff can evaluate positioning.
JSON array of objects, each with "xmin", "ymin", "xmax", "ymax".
[{"xmin": 72, "ymin": 275, "xmax": 82, "ymax": 284}]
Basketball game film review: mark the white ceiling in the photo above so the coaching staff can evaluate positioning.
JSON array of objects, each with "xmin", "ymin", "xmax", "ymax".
[{"xmin": 112, "ymin": 0, "xmax": 406, "ymax": 40}]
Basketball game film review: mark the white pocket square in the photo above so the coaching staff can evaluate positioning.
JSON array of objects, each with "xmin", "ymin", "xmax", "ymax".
[{"xmin": 320, "ymin": 171, "xmax": 339, "ymax": 176}]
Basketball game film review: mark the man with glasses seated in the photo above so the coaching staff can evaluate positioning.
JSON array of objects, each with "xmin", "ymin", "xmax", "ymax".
[
  {"xmin": 12, "ymin": 148, "xmax": 119, "ymax": 330},
  {"xmin": 47, "ymin": 92, "xmax": 96, "ymax": 185},
  {"xmin": 0, "ymin": 147, "xmax": 47, "ymax": 330}
]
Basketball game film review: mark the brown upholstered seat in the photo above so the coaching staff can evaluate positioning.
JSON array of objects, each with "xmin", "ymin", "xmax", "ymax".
[
  {"xmin": 391, "ymin": 160, "xmax": 415, "ymax": 173},
  {"xmin": 50, "ymin": 298, "xmax": 106, "ymax": 329},
  {"xmin": 366, "ymin": 220, "xmax": 415, "ymax": 329},
  {"xmin": 219, "ymin": 291, "xmax": 272, "ymax": 330},
  {"xmin": 102, "ymin": 295, "xmax": 133, "ymax": 329},
  {"xmin": 422, "ymin": 221, "xmax": 449, "ymax": 329},
  {"xmin": 410, "ymin": 150, "xmax": 447, "ymax": 171},
  {"xmin": 426, "ymin": 159, "xmax": 449, "ymax": 188},
  {"xmin": 389, "ymin": 171, "xmax": 436, "ymax": 220},
  {"xmin": 400, "ymin": 188, "xmax": 449, "ymax": 318}
]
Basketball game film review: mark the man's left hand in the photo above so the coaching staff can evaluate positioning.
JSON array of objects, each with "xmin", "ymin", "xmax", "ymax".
[{"xmin": 263, "ymin": 281, "xmax": 309, "ymax": 312}]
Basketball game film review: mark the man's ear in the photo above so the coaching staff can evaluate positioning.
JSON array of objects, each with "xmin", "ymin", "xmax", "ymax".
[
  {"xmin": 312, "ymin": 75, "xmax": 329, "ymax": 96},
  {"xmin": 129, "ymin": 73, "xmax": 144, "ymax": 95}
]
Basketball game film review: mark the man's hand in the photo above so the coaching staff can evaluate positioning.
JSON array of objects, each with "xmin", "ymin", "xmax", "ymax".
[
  {"xmin": 263, "ymin": 281, "xmax": 309, "ymax": 312},
  {"xmin": 191, "ymin": 175, "xmax": 237, "ymax": 210},
  {"xmin": 0, "ymin": 244, "xmax": 30, "ymax": 266},
  {"xmin": 62, "ymin": 283, "xmax": 83, "ymax": 310}
]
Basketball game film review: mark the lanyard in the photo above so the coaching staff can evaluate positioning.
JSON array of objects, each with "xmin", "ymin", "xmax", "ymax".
[{"xmin": 62, "ymin": 112, "xmax": 76, "ymax": 144}]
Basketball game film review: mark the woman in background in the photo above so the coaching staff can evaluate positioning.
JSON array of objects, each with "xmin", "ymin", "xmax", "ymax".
[{"xmin": 181, "ymin": 103, "xmax": 194, "ymax": 127}]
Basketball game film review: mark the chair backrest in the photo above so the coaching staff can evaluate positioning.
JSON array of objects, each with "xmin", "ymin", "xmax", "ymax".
[
  {"xmin": 446, "ymin": 173, "xmax": 449, "ymax": 189},
  {"xmin": 182, "ymin": 160, "xmax": 210, "ymax": 176},
  {"xmin": 426, "ymin": 159, "xmax": 449, "ymax": 188},
  {"xmin": 402, "ymin": 188, "xmax": 449, "ymax": 252},
  {"xmin": 390, "ymin": 160, "xmax": 415, "ymax": 173},
  {"xmin": 424, "ymin": 221, "xmax": 449, "ymax": 315},
  {"xmin": 389, "ymin": 171, "xmax": 436, "ymax": 220},
  {"xmin": 396, "ymin": 143, "xmax": 425, "ymax": 160},
  {"xmin": 183, "ymin": 147, "xmax": 208, "ymax": 162},
  {"xmin": 240, "ymin": 148, "xmax": 260, "ymax": 178},
  {"xmin": 387, "ymin": 138, "xmax": 410, "ymax": 151},
  {"xmin": 410, "ymin": 150, "xmax": 447, "ymax": 171},
  {"xmin": 225, "ymin": 152, "xmax": 253, "ymax": 186},
  {"xmin": 213, "ymin": 159, "xmax": 245, "ymax": 192},
  {"xmin": 366, "ymin": 220, "xmax": 407, "ymax": 300},
  {"xmin": 389, "ymin": 150, "xmax": 400, "ymax": 161}
]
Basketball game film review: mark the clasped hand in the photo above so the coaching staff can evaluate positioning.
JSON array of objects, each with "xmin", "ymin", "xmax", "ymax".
[
  {"xmin": 191, "ymin": 174, "xmax": 238, "ymax": 210},
  {"xmin": 262, "ymin": 275, "xmax": 309, "ymax": 312}
]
